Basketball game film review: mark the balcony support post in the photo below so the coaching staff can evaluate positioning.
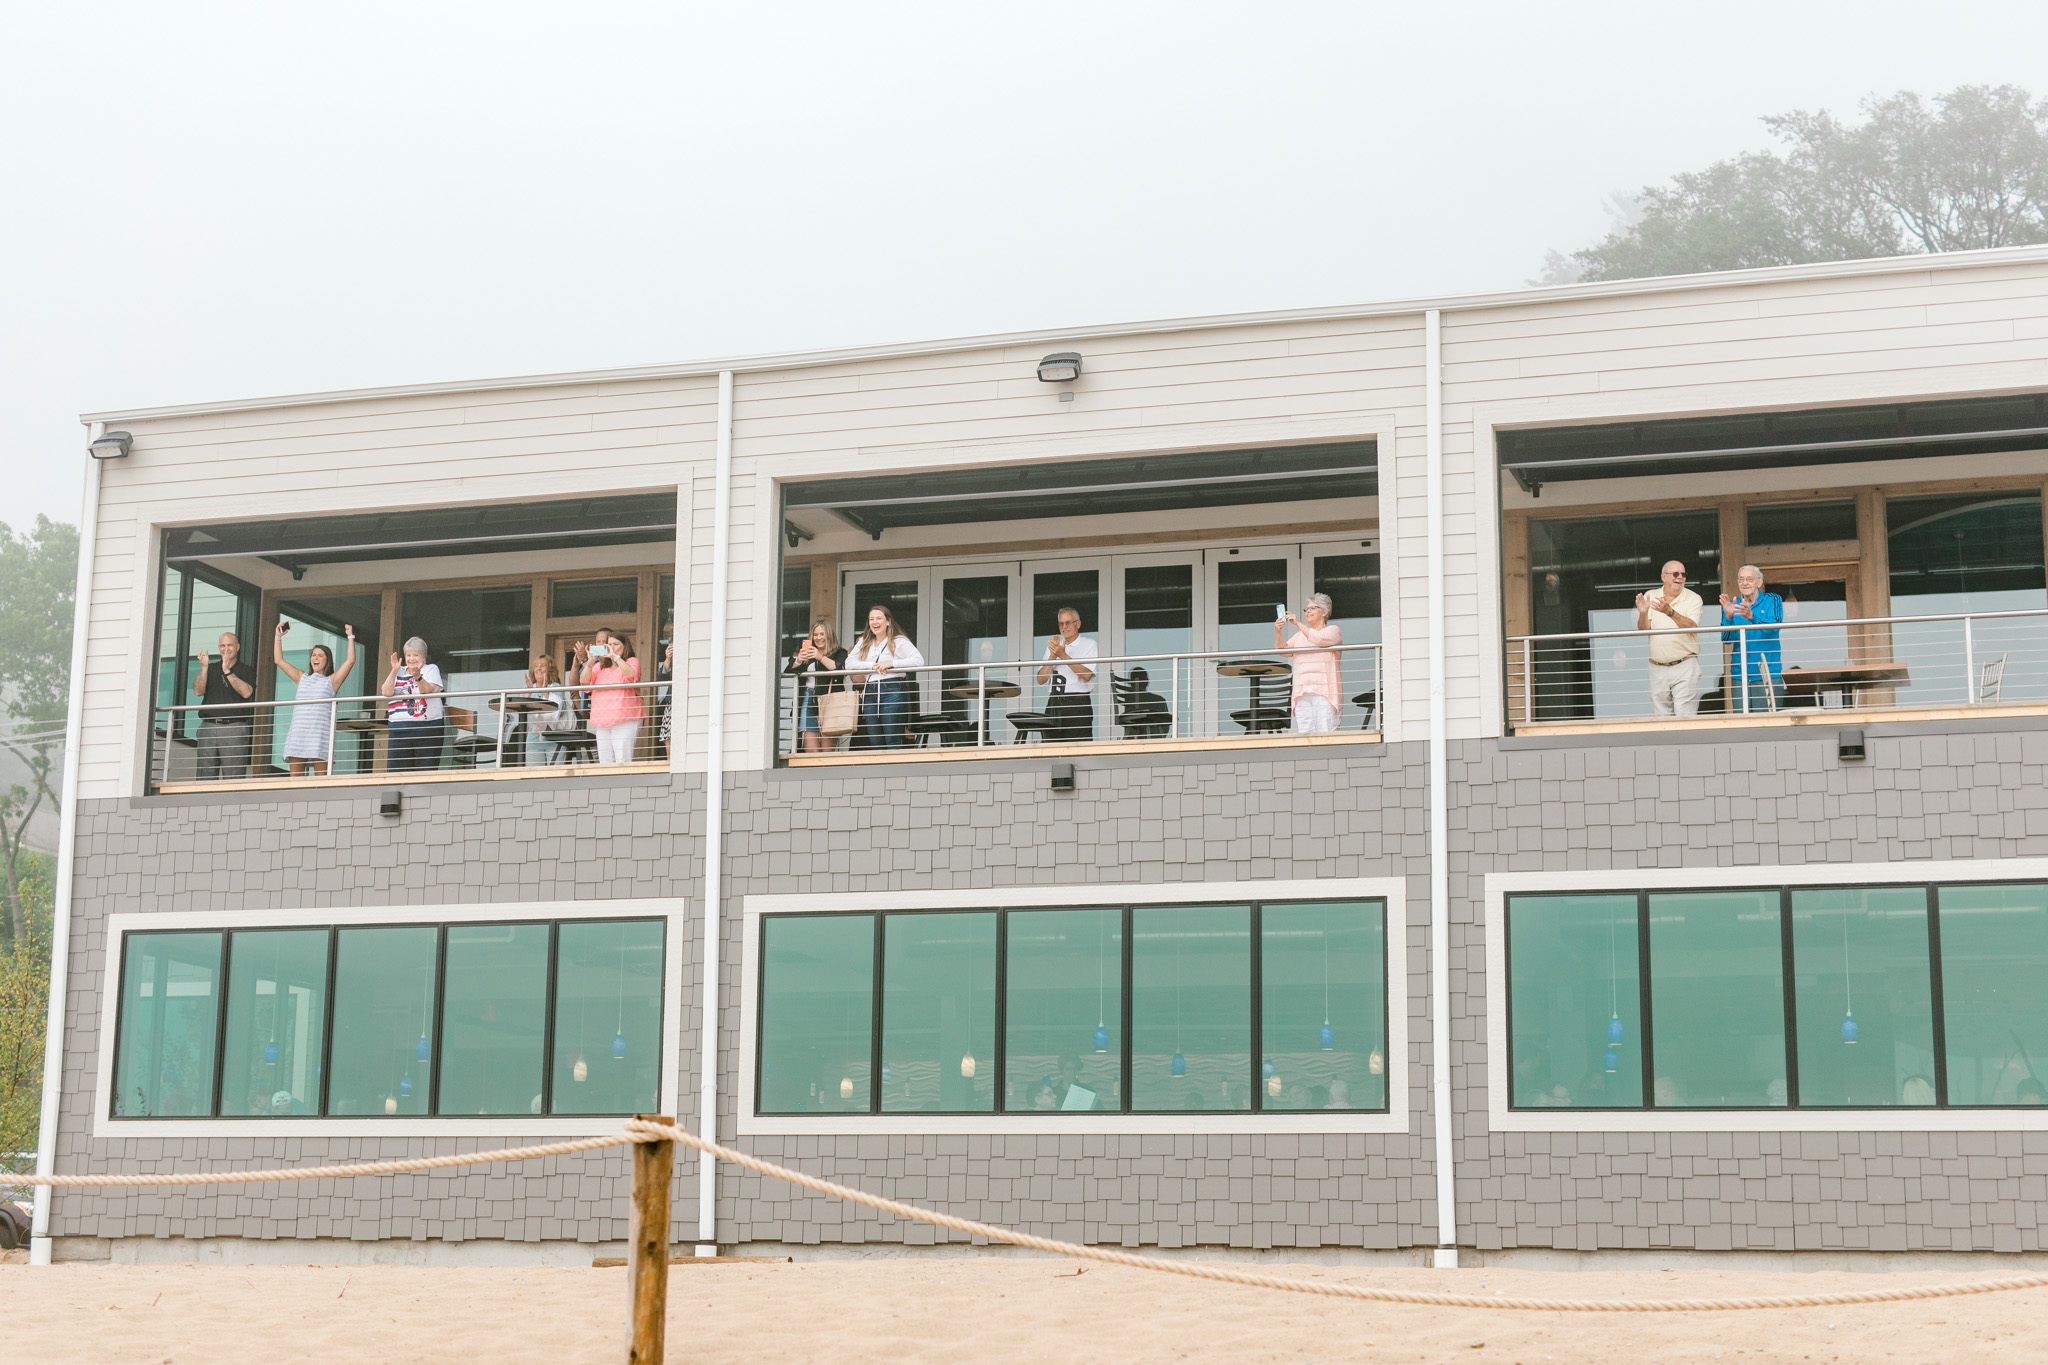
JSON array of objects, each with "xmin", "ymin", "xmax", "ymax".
[
  {"xmin": 696, "ymin": 370, "xmax": 735, "ymax": 1258},
  {"xmin": 1424, "ymin": 310, "xmax": 1457, "ymax": 1266}
]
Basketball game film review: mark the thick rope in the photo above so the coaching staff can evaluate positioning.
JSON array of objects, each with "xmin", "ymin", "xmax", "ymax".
[
  {"xmin": 0, "ymin": 1133, "xmax": 634, "ymax": 1187},
  {"xmin": 11, "ymin": 1120, "xmax": 2048, "ymax": 1313},
  {"xmin": 623, "ymin": 1119, "xmax": 2048, "ymax": 1314}
]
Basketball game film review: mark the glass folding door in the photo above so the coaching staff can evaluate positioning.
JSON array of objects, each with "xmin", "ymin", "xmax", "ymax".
[
  {"xmin": 1026, "ymin": 561, "xmax": 1106, "ymax": 742},
  {"xmin": 1212, "ymin": 552, "xmax": 1293, "ymax": 737}
]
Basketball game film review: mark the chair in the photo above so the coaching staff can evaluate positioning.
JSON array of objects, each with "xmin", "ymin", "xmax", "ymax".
[
  {"xmin": 906, "ymin": 714, "xmax": 977, "ymax": 748},
  {"xmin": 1351, "ymin": 689, "xmax": 1379, "ymax": 731},
  {"xmin": 539, "ymin": 727, "xmax": 597, "ymax": 765},
  {"xmin": 1005, "ymin": 711, "xmax": 1060, "ymax": 744},
  {"xmin": 1111, "ymin": 670, "xmax": 1171, "ymax": 739},
  {"xmin": 447, "ymin": 706, "xmax": 499, "ymax": 769},
  {"xmin": 1980, "ymin": 653, "xmax": 2008, "ymax": 704}
]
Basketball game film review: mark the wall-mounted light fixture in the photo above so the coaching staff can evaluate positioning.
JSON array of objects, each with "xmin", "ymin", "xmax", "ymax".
[
  {"xmin": 88, "ymin": 430, "xmax": 133, "ymax": 460},
  {"xmin": 1036, "ymin": 352, "xmax": 1082, "ymax": 384}
]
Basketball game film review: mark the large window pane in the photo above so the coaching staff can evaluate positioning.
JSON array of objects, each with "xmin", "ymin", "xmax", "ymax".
[
  {"xmin": 551, "ymin": 576, "xmax": 639, "ymax": 618},
  {"xmin": 1004, "ymin": 908, "xmax": 1122, "ymax": 1112},
  {"xmin": 552, "ymin": 919, "xmax": 665, "ymax": 1116},
  {"xmin": 1647, "ymin": 891, "xmax": 1787, "ymax": 1107},
  {"xmin": 1131, "ymin": 905, "xmax": 1251, "ymax": 1112},
  {"xmin": 1507, "ymin": 894, "xmax": 1642, "ymax": 1109},
  {"xmin": 1889, "ymin": 493, "xmax": 2048, "ymax": 708},
  {"xmin": 1939, "ymin": 883, "xmax": 2048, "ymax": 1105},
  {"xmin": 439, "ymin": 923, "xmax": 549, "ymax": 1116},
  {"xmin": 113, "ymin": 932, "xmax": 222, "ymax": 1118},
  {"xmin": 881, "ymin": 912, "xmax": 996, "ymax": 1113},
  {"xmin": 1261, "ymin": 901, "xmax": 1386, "ymax": 1111},
  {"xmin": 759, "ymin": 915, "xmax": 874, "ymax": 1114},
  {"xmin": 1791, "ymin": 889, "xmax": 1936, "ymax": 1107},
  {"xmin": 220, "ymin": 930, "xmax": 327, "ymax": 1117},
  {"xmin": 327, "ymin": 927, "xmax": 439, "ymax": 1116}
]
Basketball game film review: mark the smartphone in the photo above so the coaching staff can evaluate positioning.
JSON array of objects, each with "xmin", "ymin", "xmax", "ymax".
[
  {"xmin": 280, "ymin": 621, "xmax": 291, "ymax": 633},
  {"xmin": 1274, "ymin": 604, "xmax": 1287, "ymax": 621},
  {"xmin": 589, "ymin": 643, "xmax": 611, "ymax": 659}
]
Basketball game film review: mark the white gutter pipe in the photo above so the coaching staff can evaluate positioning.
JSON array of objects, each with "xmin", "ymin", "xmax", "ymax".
[
  {"xmin": 1424, "ymin": 311, "xmax": 1458, "ymax": 1268},
  {"xmin": 30, "ymin": 423, "xmax": 104, "ymax": 1265},
  {"xmin": 695, "ymin": 371, "xmax": 734, "ymax": 1255}
]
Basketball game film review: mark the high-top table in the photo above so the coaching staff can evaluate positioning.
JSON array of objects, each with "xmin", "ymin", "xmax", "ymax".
[
  {"xmin": 1780, "ymin": 662, "xmax": 1911, "ymax": 709},
  {"xmin": 1217, "ymin": 659, "xmax": 1293, "ymax": 734},
  {"xmin": 947, "ymin": 678, "xmax": 1022, "ymax": 744}
]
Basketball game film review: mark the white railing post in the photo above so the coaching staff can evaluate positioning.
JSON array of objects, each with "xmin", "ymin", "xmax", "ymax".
[
  {"xmin": 1170, "ymin": 655, "xmax": 1180, "ymax": 740},
  {"xmin": 1739, "ymin": 625, "xmax": 1749, "ymax": 715},
  {"xmin": 1520, "ymin": 637, "xmax": 1533, "ymax": 726},
  {"xmin": 1964, "ymin": 615, "xmax": 1977, "ymax": 704},
  {"xmin": 977, "ymin": 662, "xmax": 988, "ymax": 747}
]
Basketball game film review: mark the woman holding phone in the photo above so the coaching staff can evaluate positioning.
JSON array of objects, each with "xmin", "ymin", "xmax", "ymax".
[
  {"xmin": 273, "ymin": 620, "xmax": 356, "ymax": 777},
  {"xmin": 785, "ymin": 618, "xmax": 848, "ymax": 753},
  {"xmin": 576, "ymin": 627, "xmax": 644, "ymax": 764},
  {"xmin": 1275, "ymin": 592, "xmax": 1344, "ymax": 733},
  {"xmin": 847, "ymin": 605, "xmax": 923, "ymax": 749}
]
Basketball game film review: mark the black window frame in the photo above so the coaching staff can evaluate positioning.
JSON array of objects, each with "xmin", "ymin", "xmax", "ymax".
[
  {"xmin": 108, "ymin": 915, "xmax": 667, "ymax": 1122},
  {"xmin": 753, "ymin": 898, "xmax": 1392, "ymax": 1118}
]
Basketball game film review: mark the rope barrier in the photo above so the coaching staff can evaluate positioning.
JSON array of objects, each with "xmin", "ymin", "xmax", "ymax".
[{"xmin": 12, "ymin": 1118, "xmax": 2048, "ymax": 1314}]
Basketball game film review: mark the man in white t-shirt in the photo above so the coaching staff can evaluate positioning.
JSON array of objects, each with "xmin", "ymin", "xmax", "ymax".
[
  {"xmin": 1036, "ymin": 606, "xmax": 1099, "ymax": 742},
  {"xmin": 1635, "ymin": 560, "xmax": 1704, "ymax": 717}
]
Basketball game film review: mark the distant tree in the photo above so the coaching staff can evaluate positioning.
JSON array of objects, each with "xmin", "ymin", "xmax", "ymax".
[
  {"xmin": 0, "ymin": 518, "xmax": 77, "ymax": 942},
  {"xmin": 1564, "ymin": 84, "xmax": 2048, "ymax": 282},
  {"xmin": 0, "ymin": 852, "xmax": 51, "ymax": 1172}
]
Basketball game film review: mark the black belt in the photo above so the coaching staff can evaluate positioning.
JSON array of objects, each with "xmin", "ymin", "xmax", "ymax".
[{"xmin": 201, "ymin": 717, "xmax": 252, "ymax": 724}]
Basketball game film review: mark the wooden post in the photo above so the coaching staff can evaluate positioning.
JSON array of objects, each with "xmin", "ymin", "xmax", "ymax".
[{"xmin": 627, "ymin": 1113, "xmax": 674, "ymax": 1365}]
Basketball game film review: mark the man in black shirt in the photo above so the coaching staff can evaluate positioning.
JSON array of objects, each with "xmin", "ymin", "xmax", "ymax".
[{"xmin": 193, "ymin": 632, "xmax": 257, "ymax": 780}]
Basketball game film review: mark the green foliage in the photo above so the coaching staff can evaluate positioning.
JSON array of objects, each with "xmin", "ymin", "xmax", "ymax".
[
  {"xmin": 0, "ymin": 516, "xmax": 77, "ymax": 943},
  {"xmin": 0, "ymin": 852, "xmax": 52, "ymax": 1172},
  {"xmin": 1573, "ymin": 85, "xmax": 2048, "ymax": 282}
]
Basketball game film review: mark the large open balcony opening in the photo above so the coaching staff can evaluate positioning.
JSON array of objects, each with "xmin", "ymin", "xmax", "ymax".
[
  {"xmin": 776, "ymin": 442, "xmax": 1380, "ymax": 763},
  {"xmin": 1500, "ymin": 394, "xmax": 2048, "ymax": 731},
  {"xmin": 150, "ymin": 494, "xmax": 677, "ymax": 791}
]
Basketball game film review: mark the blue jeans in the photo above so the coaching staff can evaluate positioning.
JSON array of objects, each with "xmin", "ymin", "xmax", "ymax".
[
  {"xmin": 853, "ymin": 678, "xmax": 912, "ymax": 749},
  {"xmin": 387, "ymin": 719, "xmax": 447, "ymax": 771}
]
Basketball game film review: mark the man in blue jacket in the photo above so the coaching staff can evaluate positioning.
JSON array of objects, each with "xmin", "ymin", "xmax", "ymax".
[{"xmin": 1719, "ymin": 564, "xmax": 1784, "ymax": 712}]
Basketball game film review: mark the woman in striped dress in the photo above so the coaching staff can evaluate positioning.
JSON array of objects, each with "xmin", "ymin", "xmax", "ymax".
[{"xmin": 274, "ymin": 621, "xmax": 358, "ymax": 777}]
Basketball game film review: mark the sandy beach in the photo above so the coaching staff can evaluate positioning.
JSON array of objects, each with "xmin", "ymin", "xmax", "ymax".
[{"xmin": 3, "ymin": 1257, "xmax": 2046, "ymax": 1363}]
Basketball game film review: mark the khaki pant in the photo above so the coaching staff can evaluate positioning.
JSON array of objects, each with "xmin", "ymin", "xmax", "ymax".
[{"xmin": 1648, "ymin": 654, "xmax": 1701, "ymax": 717}]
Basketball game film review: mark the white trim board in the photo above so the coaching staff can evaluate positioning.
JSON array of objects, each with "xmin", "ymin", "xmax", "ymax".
[
  {"xmin": 1482, "ymin": 860, "xmax": 2048, "ymax": 1133},
  {"xmin": 737, "ymin": 876, "xmax": 1411, "ymax": 1137},
  {"xmin": 92, "ymin": 898, "xmax": 690, "ymax": 1141}
]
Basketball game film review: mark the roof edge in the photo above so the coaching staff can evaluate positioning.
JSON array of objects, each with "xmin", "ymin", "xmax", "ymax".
[{"xmin": 80, "ymin": 244, "xmax": 2048, "ymax": 425}]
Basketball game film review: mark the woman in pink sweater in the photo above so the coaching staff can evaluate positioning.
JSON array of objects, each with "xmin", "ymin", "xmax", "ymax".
[
  {"xmin": 576, "ymin": 628, "xmax": 645, "ymax": 763},
  {"xmin": 1276, "ymin": 593, "xmax": 1344, "ymax": 733}
]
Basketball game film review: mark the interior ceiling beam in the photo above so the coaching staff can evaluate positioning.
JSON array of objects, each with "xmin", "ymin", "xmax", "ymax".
[{"xmin": 786, "ymin": 462, "xmax": 1378, "ymax": 513}]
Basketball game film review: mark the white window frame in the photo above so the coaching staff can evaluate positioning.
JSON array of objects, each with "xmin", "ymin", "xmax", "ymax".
[
  {"xmin": 1484, "ymin": 860, "xmax": 2048, "ymax": 1133},
  {"xmin": 738, "ymin": 876, "xmax": 1410, "ymax": 1136},
  {"xmin": 92, "ymin": 898, "xmax": 689, "ymax": 1139}
]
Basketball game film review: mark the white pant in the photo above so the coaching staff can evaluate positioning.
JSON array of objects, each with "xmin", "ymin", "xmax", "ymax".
[
  {"xmin": 1293, "ymin": 693, "xmax": 1340, "ymax": 733},
  {"xmin": 594, "ymin": 719, "xmax": 642, "ymax": 764},
  {"xmin": 1648, "ymin": 655, "xmax": 1701, "ymax": 717}
]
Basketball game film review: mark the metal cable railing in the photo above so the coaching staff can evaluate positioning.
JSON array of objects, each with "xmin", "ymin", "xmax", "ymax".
[
  {"xmin": 776, "ymin": 642, "xmax": 1383, "ymax": 756},
  {"xmin": 1507, "ymin": 607, "xmax": 2048, "ymax": 725},
  {"xmin": 150, "ymin": 678, "xmax": 672, "ymax": 786}
]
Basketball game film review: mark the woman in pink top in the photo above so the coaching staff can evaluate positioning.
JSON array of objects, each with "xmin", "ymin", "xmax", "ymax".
[
  {"xmin": 576, "ymin": 628, "xmax": 645, "ymax": 763},
  {"xmin": 1276, "ymin": 592, "xmax": 1344, "ymax": 733}
]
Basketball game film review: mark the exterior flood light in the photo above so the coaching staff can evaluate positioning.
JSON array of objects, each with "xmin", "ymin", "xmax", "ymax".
[
  {"xmin": 1037, "ymin": 352, "xmax": 1082, "ymax": 383},
  {"xmin": 89, "ymin": 430, "xmax": 133, "ymax": 460}
]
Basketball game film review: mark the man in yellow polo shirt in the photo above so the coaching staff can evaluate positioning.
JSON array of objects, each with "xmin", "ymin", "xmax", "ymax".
[{"xmin": 1635, "ymin": 560, "xmax": 1702, "ymax": 717}]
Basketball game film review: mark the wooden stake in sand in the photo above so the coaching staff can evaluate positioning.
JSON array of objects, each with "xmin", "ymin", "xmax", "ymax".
[{"xmin": 627, "ymin": 1113, "xmax": 674, "ymax": 1364}]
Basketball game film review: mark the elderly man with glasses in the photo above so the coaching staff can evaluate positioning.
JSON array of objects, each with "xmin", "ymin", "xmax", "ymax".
[
  {"xmin": 1635, "ymin": 560, "xmax": 1703, "ymax": 717},
  {"xmin": 1719, "ymin": 564, "xmax": 1785, "ymax": 713}
]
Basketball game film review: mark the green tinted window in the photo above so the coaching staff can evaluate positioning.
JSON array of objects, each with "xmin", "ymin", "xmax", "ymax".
[
  {"xmin": 1004, "ymin": 908, "xmax": 1121, "ymax": 1113},
  {"xmin": 220, "ymin": 929, "xmax": 327, "ymax": 1117},
  {"xmin": 1648, "ymin": 892, "xmax": 1787, "ymax": 1107},
  {"xmin": 438, "ymin": 923, "xmax": 549, "ymax": 1117},
  {"xmin": 881, "ymin": 913, "xmax": 996, "ymax": 1113},
  {"xmin": 759, "ymin": 915, "xmax": 874, "ymax": 1114},
  {"xmin": 1791, "ymin": 889, "xmax": 1935, "ymax": 1107},
  {"xmin": 1260, "ymin": 901, "xmax": 1386, "ymax": 1111},
  {"xmin": 1938, "ymin": 884, "xmax": 2048, "ymax": 1105},
  {"xmin": 552, "ymin": 919, "xmax": 666, "ymax": 1116},
  {"xmin": 1131, "ymin": 905, "xmax": 1251, "ymax": 1112},
  {"xmin": 550, "ymin": 577, "xmax": 638, "ymax": 618},
  {"xmin": 1508, "ymin": 894, "xmax": 1641, "ymax": 1109},
  {"xmin": 113, "ymin": 932, "xmax": 222, "ymax": 1118},
  {"xmin": 326, "ymin": 927, "xmax": 439, "ymax": 1117}
]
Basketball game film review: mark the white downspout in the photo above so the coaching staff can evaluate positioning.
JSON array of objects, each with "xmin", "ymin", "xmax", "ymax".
[
  {"xmin": 1424, "ymin": 311, "xmax": 1458, "ymax": 1268},
  {"xmin": 696, "ymin": 371, "xmax": 734, "ymax": 1255},
  {"xmin": 30, "ymin": 423, "xmax": 105, "ymax": 1266}
]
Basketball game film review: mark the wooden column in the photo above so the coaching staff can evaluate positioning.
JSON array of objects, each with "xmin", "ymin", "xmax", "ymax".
[
  {"xmin": 627, "ymin": 1114, "xmax": 675, "ymax": 1365},
  {"xmin": 1716, "ymin": 500, "xmax": 1745, "ymax": 711},
  {"xmin": 1857, "ymin": 488, "xmax": 1891, "ymax": 670},
  {"xmin": 1500, "ymin": 515, "xmax": 1530, "ymax": 726}
]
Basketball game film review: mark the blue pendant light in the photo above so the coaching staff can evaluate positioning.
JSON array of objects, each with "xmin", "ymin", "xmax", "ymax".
[
  {"xmin": 264, "ymin": 1040, "xmax": 280, "ymax": 1064},
  {"xmin": 882, "ymin": 1062, "xmax": 893, "ymax": 1082},
  {"xmin": 1607, "ymin": 1014, "xmax": 1624, "ymax": 1046},
  {"xmin": 1318, "ymin": 1022, "xmax": 1336, "ymax": 1051},
  {"xmin": 1841, "ymin": 1011, "xmax": 1858, "ymax": 1044},
  {"xmin": 612, "ymin": 1030, "xmax": 627, "ymax": 1061},
  {"xmin": 399, "ymin": 1072, "xmax": 413, "ymax": 1098},
  {"xmin": 415, "ymin": 1033, "xmax": 430, "ymax": 1062},
  {"xmin": 1170, "ymin": 1051, "xmax": 1186, "ymax": 1077},
  {"xmin": 1262, "ymin": 1057, "xmax": 1276, "ymax": 1081},
  {"xmin": 1603, "ymin": 1047, "xmax": 1619, "ymax": 1074},
  {"xmin": 1094, "ymin": 1024, "xmax": 1109, "ymax": 1054},
  {"xmin": 1839, "ymin": 913, "xmax": 1859, "ymax": 1045}
]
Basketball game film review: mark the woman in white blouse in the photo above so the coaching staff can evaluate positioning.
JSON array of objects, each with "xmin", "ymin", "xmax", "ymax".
[{"xmin": 846, "ymin": 604, "xmax": 924, "ymax": 749}]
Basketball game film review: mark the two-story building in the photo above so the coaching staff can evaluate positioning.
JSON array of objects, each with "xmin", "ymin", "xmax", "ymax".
[{"xmin": 29, "ymin": 243, "xmax": 2048, "ymax": 1266}]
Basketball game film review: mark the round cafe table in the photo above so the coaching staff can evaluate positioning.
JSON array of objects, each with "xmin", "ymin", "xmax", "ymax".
[
  {"xmin": 1216, "ymin": 659, "xmax": 1293, "ymax": 734},
  {"xmin": 947, "ymin": 679, "xmax": 1022, "ymax": 744},
  {"xmin": 490, "ymin": 695, "xmax": 557, "ymax": 769},
  {"xmin": 333, "ymin": 714, "xmax": 387, "ymax": 775}
]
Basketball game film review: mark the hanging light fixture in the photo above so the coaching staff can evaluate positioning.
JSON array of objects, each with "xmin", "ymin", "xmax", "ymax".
[
  {"xmin": 264, "ymin": 1039, "xmax": 280, "ymax": 1065},
  {"xmin": 839, "ymin": 1076, "xmax": 855, "ymax": 1101},
  {"xmin": 612, "ymin": 928, "xmax": 628, "ymax": 1061},
  {"xmin": 1319, "ymin": 906, "xmax": 1335, "ymax": 1050},
  {"xmin": 1170, "ymin": 1051, "xmax": 1186, "ymax": 1077},
  {"xmin": 399, "ymin": 1072, "xmax": 413, "ymax": 1098},
  {"xmin": 612, "ymin": 1031, "xmax": 627, "ymax": 1061},
  {"xmin": 1368, "ymin": 1050, "xmax": 1384, "ymax": 1076},
  {"xmin": 384, "ymin": 1096, "xmax": 399, "ymax": 1115},
  {"xmin": 1603, "ymin": 1047, "xmax": 1620, "ymax": 1074},
  {"xmin": 1093, "ymin": 1025, "xmax": 1109, "ymax": 1054},
  {"xmin": 1840, "ymin": 911, "xmax": 1858, "ymax": 1044},
  {"xmin": 1095, "ymin": 914, "xmax": 1111, "ymax": 1055},
  {"xmin": 1267, "ymin": 1075, "xmax": 1283, "ymax": 1099},
  {"xmin": 1608, "ymin": 910, "xmax": 1624, "ymax": 1047},
  {"xmin": 573, "ymin": 1056, "xmax": 589, "ymax": 1083},
  {"xmin": 961, "ymin": 1052, "xmax": 977, "ymax": 1079},
  {"xmin": 415, "ymin": 1034, "xmax": 429, "ymax": 1062}
]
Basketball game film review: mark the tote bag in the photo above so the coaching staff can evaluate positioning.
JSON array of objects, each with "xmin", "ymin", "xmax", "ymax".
[{"xmin": 816, "ymin": 689, "xmax": 860, "ymax": 737}]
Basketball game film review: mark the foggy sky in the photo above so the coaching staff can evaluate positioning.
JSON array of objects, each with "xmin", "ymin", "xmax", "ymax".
[{"xmin": 5, "ymin": 1, "xmax": 2045, "ymax": 526}]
